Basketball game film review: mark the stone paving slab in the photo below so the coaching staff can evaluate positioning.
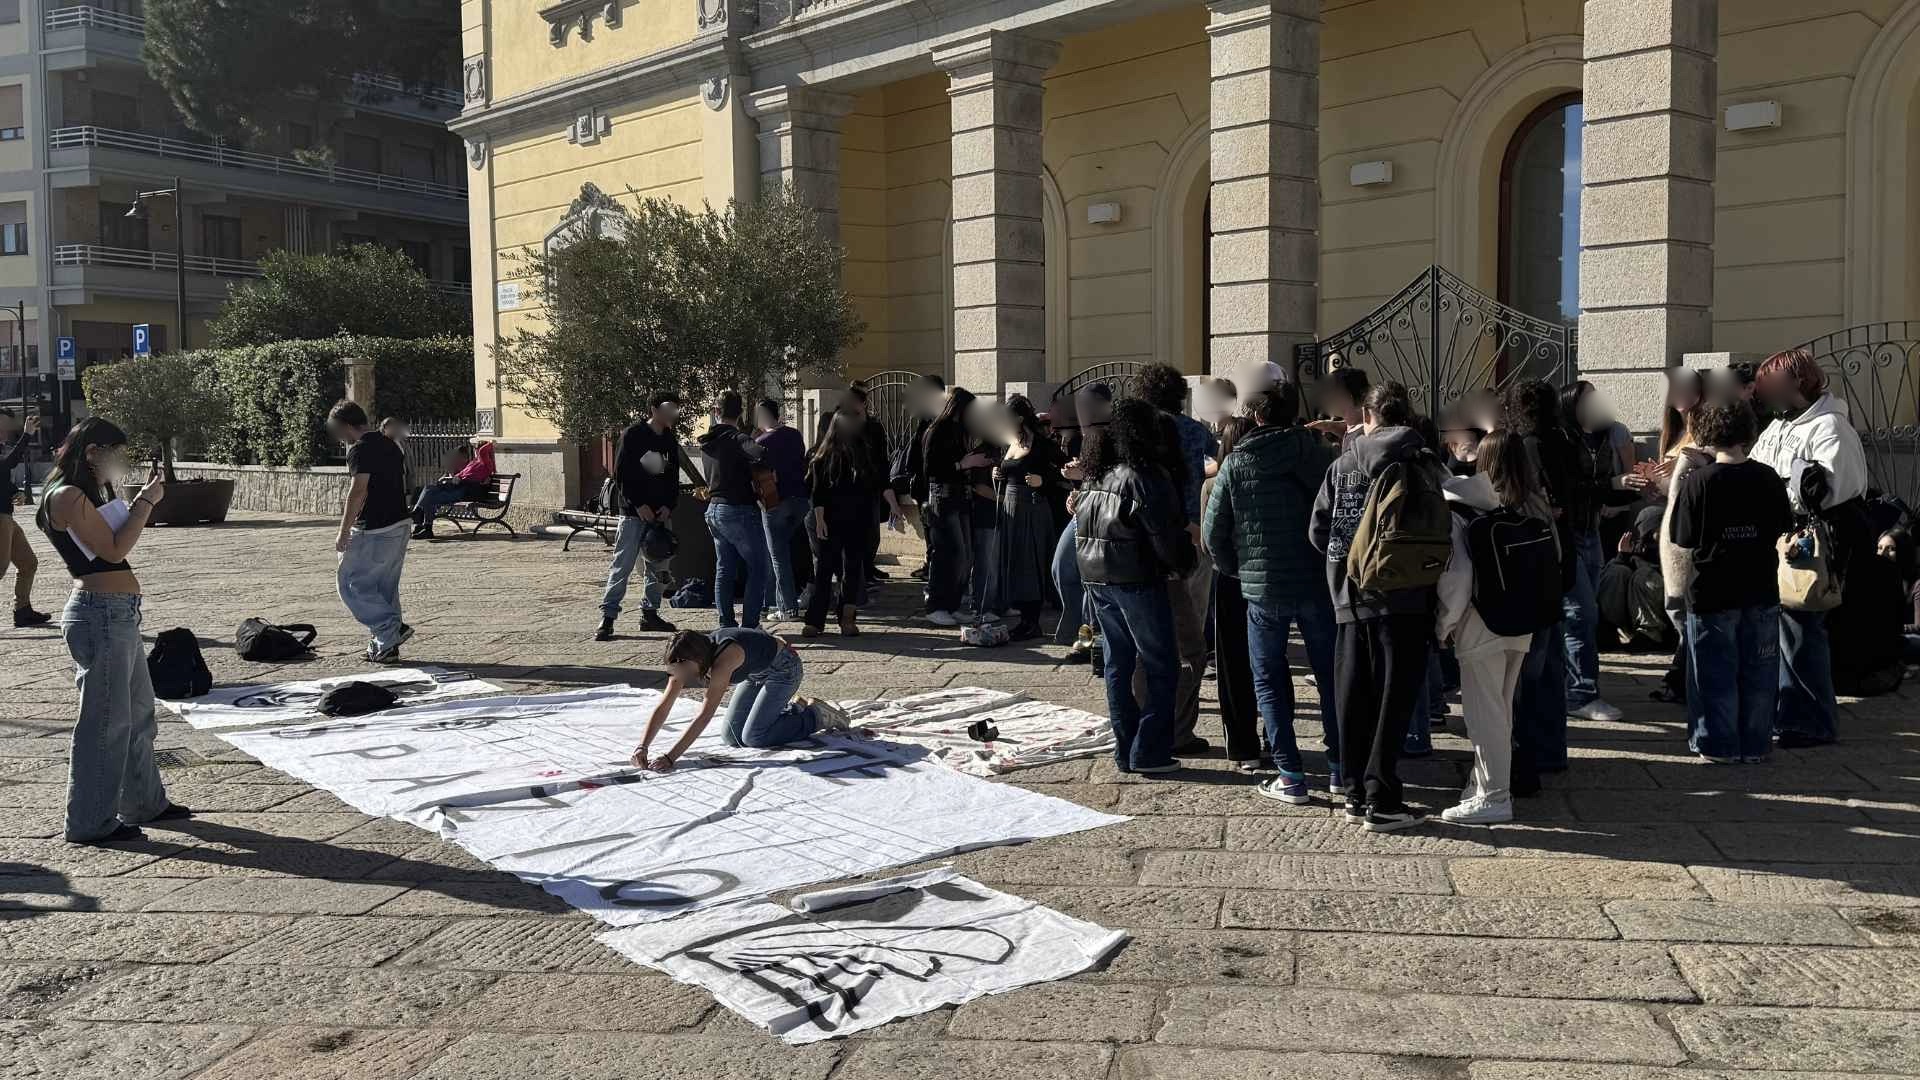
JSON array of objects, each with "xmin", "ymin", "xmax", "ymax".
[
  {"xmin": 2, "ymin": 512, "xmax": 1917, "ymax": 1075},
  {"xmin": 1158, "ymin": 986, "xmax": 1687, "ymax": 1065}
]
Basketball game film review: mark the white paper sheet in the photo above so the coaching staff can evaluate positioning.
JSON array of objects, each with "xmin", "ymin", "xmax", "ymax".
[
  {"xmin": 838, "ymin": 688, "xmax": 1116, "ymax": 776},
  {"xmin": 71, "ymin": 498, "xmax": 128, "ymax": 563},
  {"xmin": 161, "ymin": 667, "xmax": 505, "ymax": 729},
  {"xmin": 596, "ymin": 868, "xmax": 1127, "ymax": 1043},
  {"xmin": 214, "ymin": 687, "xmax": 1126, "ymax": 926}
]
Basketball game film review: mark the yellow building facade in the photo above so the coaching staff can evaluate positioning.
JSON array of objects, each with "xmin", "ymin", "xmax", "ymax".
[{"xmin": 455, "ymin": 0, "xmax": 1920, "ymax": 512}]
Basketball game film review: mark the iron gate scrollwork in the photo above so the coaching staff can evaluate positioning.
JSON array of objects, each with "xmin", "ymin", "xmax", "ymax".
[
  {"xmin": 1294, "ymin": 265, "xmax": 1578, "ymax": 419},
  {"xmin": 857, "ymin": 369, "xmax": 925, "ymax": 462},
  {"xmin": 1795, "ymin": 323, "xmax": 1920, "ymax": 510},
  {"xmin": 1052, "ymin": 361, "xmax": 1148, "ymax": 408}
]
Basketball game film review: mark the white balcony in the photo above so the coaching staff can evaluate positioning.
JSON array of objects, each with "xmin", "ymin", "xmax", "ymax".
[
  {"xmin": 51, "ymin": 243, "xmax": 470, "ymax": 303},
  {"xmin": 48, "ymin": 126, "xmax": 467, "ymax": 212},
  {"xmin": 54, "ymin": 243, "xmax": 264, "ymax": 279},
  {"xmin": 45, "ymin": 5, "xmax": 146, "ymax": 35}
]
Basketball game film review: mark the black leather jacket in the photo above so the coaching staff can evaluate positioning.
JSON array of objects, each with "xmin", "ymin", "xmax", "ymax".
[{"xmin": 1073, "ymin": 463, "xmax": 1195, "ymax": 586}]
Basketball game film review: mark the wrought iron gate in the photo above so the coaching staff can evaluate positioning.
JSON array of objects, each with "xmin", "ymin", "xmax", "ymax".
[
  {"xmin": 1796, "ymin": 323, "xmax": 1920, "ymax": 509},
  {"xmin": 858, "ymin": 369, "xmax": 925, "ymax": 461},
  {"xmin": 1052, "ymin": 361, "xmax": 1149, "ymax": 407},
  {"xmin": 1294, "ymin": 265, "xmax": 1578, "ymax": 419}
]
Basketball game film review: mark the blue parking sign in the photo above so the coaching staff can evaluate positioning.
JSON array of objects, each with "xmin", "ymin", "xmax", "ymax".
[{"xmin": 132, "ymin": 324, "xmax": 151, "ymax": 356}]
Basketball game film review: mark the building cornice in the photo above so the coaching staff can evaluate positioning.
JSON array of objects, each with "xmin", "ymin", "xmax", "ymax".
[{"xmin": 448, "ymin": 32, "xmax": 743, "ymax": 140}]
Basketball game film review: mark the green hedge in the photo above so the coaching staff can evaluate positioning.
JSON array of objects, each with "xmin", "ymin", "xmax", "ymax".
[{"xmin": 181, "ymin": 335, "xmax": 473, "ymax": 467}]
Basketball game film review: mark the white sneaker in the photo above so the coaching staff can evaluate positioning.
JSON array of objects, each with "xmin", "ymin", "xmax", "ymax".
[
  {"xmin": 809, "ymin": 698, "xmax": 853, "ymax": 733},
  {"xmin": 926, "ymin": 610, "xmax": 960, "ymax": 627},
  {"xmin": 1568, "ymin": 699, "xmax": 1623, "ymax": 723},
  {"xmin": 1441, "ymin": 795, "xmax": 1514, "ymax": 825}
]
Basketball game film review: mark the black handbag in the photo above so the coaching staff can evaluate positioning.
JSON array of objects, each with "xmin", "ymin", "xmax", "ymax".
[
  {"xmin": 234, "ymin": 619, "xmax": 317, "ymax": 662},
  {"xmin": 148, "ymin": 628, "xmax": 212, "ymax": 699}
]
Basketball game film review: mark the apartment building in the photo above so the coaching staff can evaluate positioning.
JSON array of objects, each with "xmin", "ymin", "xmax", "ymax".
[{"xmin": 0, "ymin": 0, "xmax": 469, "ymax": 416}]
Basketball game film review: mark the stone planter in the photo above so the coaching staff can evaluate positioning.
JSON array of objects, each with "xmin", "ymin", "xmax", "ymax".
[{"xmin": 148, "ymin": 478, "xmax": 237, "ymax": 526}]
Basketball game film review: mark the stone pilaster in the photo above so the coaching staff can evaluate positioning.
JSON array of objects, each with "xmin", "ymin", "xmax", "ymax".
[
  {"xmin": 745, "ymin": 85, "xmax": 855, "ymax": 237},
  {"xmin": 934, "ymin": 30, "xmax": 1059, "ymax": 394},
  {"xmin": 1206, "ymin": 0, "xmax": 1321, "ymax": 375},
  {"xmin": 1578, "ymin": 0, "xmax": 1717, "ymax": 432}
]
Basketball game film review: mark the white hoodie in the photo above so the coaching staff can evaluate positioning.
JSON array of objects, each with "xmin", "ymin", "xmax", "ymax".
[
  {"xmin": 1751, "ymin": 392, "xmax": 1868, "ymax": 513},
  {"xmin": 1435, "ymin": 473, "xmax": 1548, "ymax": 659}
]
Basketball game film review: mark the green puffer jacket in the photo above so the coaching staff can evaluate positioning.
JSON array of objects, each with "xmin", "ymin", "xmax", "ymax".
[{"xmin": 1202, "ymin": 423, "xmax": 1339, "ymax": 607}]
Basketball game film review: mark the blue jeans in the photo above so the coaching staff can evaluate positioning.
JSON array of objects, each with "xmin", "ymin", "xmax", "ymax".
[
  {"xmin": 1777, "ymin": 607, "xmax": 1838, "ymax": 742},
  {"xmin": 1052, "ymin": 519, "xmax": 1086, "ymax": 645},
  {"xmin": 1515, "ymin": 619, "xmax": 1569, "ymax": 775},
  {"xmin": 412, "ymin": 481, "xmax": 476, "ymax": 527},
  {"xmin": 1687, "ymin": 605, "xmax": 1780, "ymax": 760},
  {"xmin": 600, "ymin": 515, "xmax": 672, "ymax": 620},
  {"xmin": 923, "ymin": 491, "xmax": 971, "ymax": 614},
  {"xmin": 706, "ymin": 502, "xmax": 769, "ymax": 629},
  {"xmin": 1087, "ymin": 581, "xmax": 1179, "ymax": 771},
  {"xmin": 337, "ymin": 520, "xmax": 410, "ymax": 651},
  {"xmin": 1562, "ymin": 529, "xmax": 1604, "ymax": 708},
  {"xmin": 61, "ymin": 591, "xmax": 168, "ymax": 841},
  {"xmin": 1246, "ymin": 598, "xmax": 1340, "ymax": 774},
  {"xmin": 762, "ymin": 497, "xmax": 811, "ymax": 613},
  {"xmin": 1405, "ymin": 644, "xmax": 1444, "ymax": 755},
  {"xmin": 721, "ymin": 647, "xmax": 816, "ymax": 748}
]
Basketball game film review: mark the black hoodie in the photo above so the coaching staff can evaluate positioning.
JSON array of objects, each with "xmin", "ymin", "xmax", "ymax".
[{"xmin": 1308, "ymin": 425, "xmax": 1439, "ymax": 624}]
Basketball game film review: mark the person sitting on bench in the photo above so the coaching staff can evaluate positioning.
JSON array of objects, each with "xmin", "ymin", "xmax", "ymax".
[{"xmin": 411, "ymin": 439, "xmax": 496, "ymax": 540}]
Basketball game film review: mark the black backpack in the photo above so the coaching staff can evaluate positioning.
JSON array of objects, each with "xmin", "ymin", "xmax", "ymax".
[
  {"xmin": 235, "ymin": 619, "xmax": 317, "ymax": 662},
  {"xmin": 317, "ymin": 681, "xmax": 399, "ymax": 717},
  {"xmin": 1463, "ymin": 507, "xmax": 1563, "ymax": 636},
  {"xmin": 147, "ymin": 628, "xmax": 212, "ymax": 699}
]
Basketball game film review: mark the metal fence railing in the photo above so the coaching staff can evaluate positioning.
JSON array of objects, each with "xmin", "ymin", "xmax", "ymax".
[
  {"xmin": 45, "ymin": 6, "xmax": 146, "ymax": 35},
  {"xmin": 49, "ymin": 125, "xmax": 467, "ymax": 202},
  {"xmin": 54, "ymin": 243, "xmax": 263, "ymax": 278},
  {"xmin": 399, "ymin": 420, "xmax": 477, "ymax": 495}
]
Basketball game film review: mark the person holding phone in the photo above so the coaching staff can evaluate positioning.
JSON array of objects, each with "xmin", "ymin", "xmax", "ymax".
[
  {"xmin": 0, "ymin": 409, "xmax": 50, "ymax": 626},
  {"xmin": 36, "ymin": 419, "xmax": 187, "ymax": 843}
]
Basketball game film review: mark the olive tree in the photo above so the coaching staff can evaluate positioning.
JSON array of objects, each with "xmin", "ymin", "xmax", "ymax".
[{"xmin": 493, "ymin": 188, "xmax": 863, "ymax": 443}]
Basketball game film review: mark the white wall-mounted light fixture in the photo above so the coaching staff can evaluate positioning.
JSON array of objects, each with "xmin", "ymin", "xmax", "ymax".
[
  {"xmin": 1086, "ymin": 202, "xmax": 1123, "ymax": 225},
  {"xmin": 1724, "ymin": 101, "xmax": 1781, "ymax": 132},
  {"xmin": 1349, "ymin": 160, "xmax": 1393, "ymax": 187}
]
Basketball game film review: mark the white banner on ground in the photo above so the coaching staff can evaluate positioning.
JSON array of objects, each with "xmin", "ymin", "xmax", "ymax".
[
  {"xmin": 161, "ymin": 667, "xmax": 504, "ymax": 729},
  {"xmin": 597, "ymin": 867, "xmax": 1127, "ymax": 1043},
  {"xmin": 837, "ymin": 688, "xmax": 1115, "ymax": 776},
  {"xmin": 214, "ymin": 687, "xmax": 1125, "ymax": 926}
]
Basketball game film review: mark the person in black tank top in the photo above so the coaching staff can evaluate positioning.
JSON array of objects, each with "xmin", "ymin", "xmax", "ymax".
[
  {"xmin": 35, "ymin": 418, "xmax": 186, "ymax": 843},
  {"xmin": 630, "ymin": 628, "xmax": 855, "ymax": 769}
]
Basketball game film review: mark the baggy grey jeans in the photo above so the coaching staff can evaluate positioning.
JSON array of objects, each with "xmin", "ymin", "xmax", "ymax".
[{"xmin": 61, "ymin": 590, "xmax": 169, "ymax": 841}]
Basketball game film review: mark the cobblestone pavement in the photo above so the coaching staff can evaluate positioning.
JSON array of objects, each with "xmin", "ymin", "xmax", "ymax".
[{"xmin": 2, "ymin": 512, "xmax": 1918, "ymax": 1079}]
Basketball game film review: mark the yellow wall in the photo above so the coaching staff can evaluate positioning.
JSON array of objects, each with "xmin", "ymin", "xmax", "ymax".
[
  {"xmin": 487, "ymin": 0, "xmax": 700, "ymax": 104},
  {"xmin": 482, "ymin": 88, "xmax": 708, "ymax": 438}
]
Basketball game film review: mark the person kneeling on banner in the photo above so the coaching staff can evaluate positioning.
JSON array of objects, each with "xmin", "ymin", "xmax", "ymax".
[{"xmin": 632, "ymin": 628, "xmax": 855, "ymax": 769}]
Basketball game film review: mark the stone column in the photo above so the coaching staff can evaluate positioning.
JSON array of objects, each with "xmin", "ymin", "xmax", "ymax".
[
  {"xmin": 1206, "ymin": 0, "xmax": 1321, "ymax": 376},
  {"xmin": 745, "ymin": 85, "xmax": 855, "ymax": 237},
  {"xmin": 343, "ymin": 356, "xmax": 376, "ymax": 418},
  {"xmin": 934, "ymin": 30, "xmax": 1059, "ymax": 394},
  {"xmin": 1578, "ymin": 0, "xmax": 1717, "ymax": 432}
]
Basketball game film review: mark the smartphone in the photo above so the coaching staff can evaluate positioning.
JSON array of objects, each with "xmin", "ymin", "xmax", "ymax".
[{"xmin": 149, "ymin": 452, "xmax": 162, "ymax": 479}]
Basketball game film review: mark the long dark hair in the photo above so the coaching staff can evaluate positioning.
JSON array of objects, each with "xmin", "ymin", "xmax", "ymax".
[
  {"xmin": 1084, "ymin": 398, "xmax": 1167, "ymax": 480},
  {"xmin": 1477, "ymin": 428, "xmax": 1543, "ymax": 509},
  {"xmin": 1216, "ymin": 414, "xmax": 1254, "ymax": 459},
  {"xmin": 1499, "ymin": 378, "xmax": 1562, "ymax": 438},
  {"xmin": 807, "ymin": 408, "xmax": 868, "ymax": 486},
  {"xmin": 37, "ymin": 418, "xmax": 128, "ymax": 531},
  {"xmin": 1006, "ymin": 393, "xmax": 1045, "ymax": 448},
  {"xmin": 1560, "ymin": 380, "xmax": 1596, "ymax": 433},
  {"xmin": 923, "ymin": 387, "xmax": 976, "ymax": 461}
]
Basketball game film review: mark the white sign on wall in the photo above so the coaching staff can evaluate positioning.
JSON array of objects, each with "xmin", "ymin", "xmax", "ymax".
[{"xmin": 496, "ymin": 281, "xmax": 521, "ymax": 311}]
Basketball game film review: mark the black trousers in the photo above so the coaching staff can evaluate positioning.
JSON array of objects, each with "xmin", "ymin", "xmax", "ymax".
[
  {"xmin": 922, "ymin": 490, "xmax": 971, "ymax": 614},
  {"xmin": 1334, "ymin": 612, "xmax": 1428, "ymax": 812},
  {"xmin": 806, "ymin": 505, "xmax": 869, "ymax": 628},
  {"xmin": 1214, "ymin": 574, "xmax": 1260, "ymax": 762}
]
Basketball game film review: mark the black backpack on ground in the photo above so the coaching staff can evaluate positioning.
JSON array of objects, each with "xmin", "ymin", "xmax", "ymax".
[
  {"xmin": 317, "ymin": 681, "xmax": 399, "ymax": 717},
  {"xmin": 235, "ymin": 619, "xmax": 317, "ymax": 662},
  {"xmin": 148, "ymin": 628, "xmax": 212, "ymax": 699},
  {"xmin": 1462, "ymin": 507, "xmax": 1563, "ymax": 637}
]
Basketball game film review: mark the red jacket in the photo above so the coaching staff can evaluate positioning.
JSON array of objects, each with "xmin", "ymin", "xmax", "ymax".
[{"xmin": 455, "ymin": 441, "xmax": 495, "ymax": 485}]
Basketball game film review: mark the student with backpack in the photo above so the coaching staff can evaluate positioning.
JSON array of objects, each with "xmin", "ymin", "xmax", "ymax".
[
  {"xmin": 1671, "ymin": 400, "xmax": 1795, "ymax": 762},
  {"xmin": 1435, "ymin": 429, "xmax": 1561, "ymax": 823},
  {"xmin": 1309, "ymin": 382, "xmax": 1449, "ymax": 832}
]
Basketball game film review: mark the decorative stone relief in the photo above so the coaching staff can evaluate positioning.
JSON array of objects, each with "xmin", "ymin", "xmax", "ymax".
[
  {"xmin": 697, "ymin": 0, "xmax": 729, "ymax": 30},
  {"xmin": 462, "ymin": 56, "xmax": 487, "ymax": 104},
  {"xmin": 565, "ymin": 109, "xmax": 614, "ymax": 146},
  {"xmin": 466, "ymin": 138, "xmax": 488, "ymax": 171},
  {"xmin": 542, "ymin": 0, "xmax": 621, "ymax": 47},
  {"xmin": 475, "ymin": 408, "xmax": 498, "ymax": 437},
  {"xmin": 702, "ymin": 75, "xmax": 729, "ymax": 111}
]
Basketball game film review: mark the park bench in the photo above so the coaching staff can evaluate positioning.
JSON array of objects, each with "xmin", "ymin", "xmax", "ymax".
[
  {"xmin": 555, "ymin": 508, "xmax": 619, "ymax": 551},
  {"xmin": 432, "ymin": 473, "xmax": 520, "ymax": 537}
]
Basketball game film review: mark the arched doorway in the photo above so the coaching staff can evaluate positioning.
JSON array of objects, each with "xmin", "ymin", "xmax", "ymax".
[{"xmin": 1498, "ymin": 93, "xmax": 1583, "ymax": 328}]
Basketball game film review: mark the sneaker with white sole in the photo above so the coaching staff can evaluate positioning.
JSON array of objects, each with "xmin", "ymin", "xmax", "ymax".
[
  {"xmin": 1568, "ymin": 699, "xmax": 1624, "ymax": 722},
  {"xmin": 926, "ymin": 610, "xmax": 960, "ymax": 627},
  {"xmin": 370, "ymin": 623, "xmax": 415, "ymax": 664},
  {"xmin": 1440, "ymin": 795, "xmax": 1514, "ymax": 825},
  {"xmin": 1342, "ymin": 799, "xmax": 1368, "ymax": 824},
  {"xmin": 1363, "ymin": 808, "xmax": 1427, "ymax": 833},
  {"xmin": 1255, "ymin": 773, "xmax": 1312, "ymax": 805}
]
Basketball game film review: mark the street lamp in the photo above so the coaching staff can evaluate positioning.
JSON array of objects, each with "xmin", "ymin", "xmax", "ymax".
[{"xmin": 125, "ymin": 175, "xmax": 187, "ymax": 351}]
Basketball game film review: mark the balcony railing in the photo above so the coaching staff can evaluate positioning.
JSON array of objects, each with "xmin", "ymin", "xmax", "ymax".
[
  {"xmin": 45, "ymin": 5, "xmax": 147, "ymax": 36},
  {"xmin": 54, "ymin": 243, "xmax": 265, "ymax": 278},
  {"xmin": 351, "ymin": 72, "xmax": 463, "ymax": 111},
  {"xmin": 53, "ymin": 243, "xmax": 472, "ymax": 296},
  {"xmin": 48, "ymin": 126, "xmax": 466, "ymax": 201}
]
